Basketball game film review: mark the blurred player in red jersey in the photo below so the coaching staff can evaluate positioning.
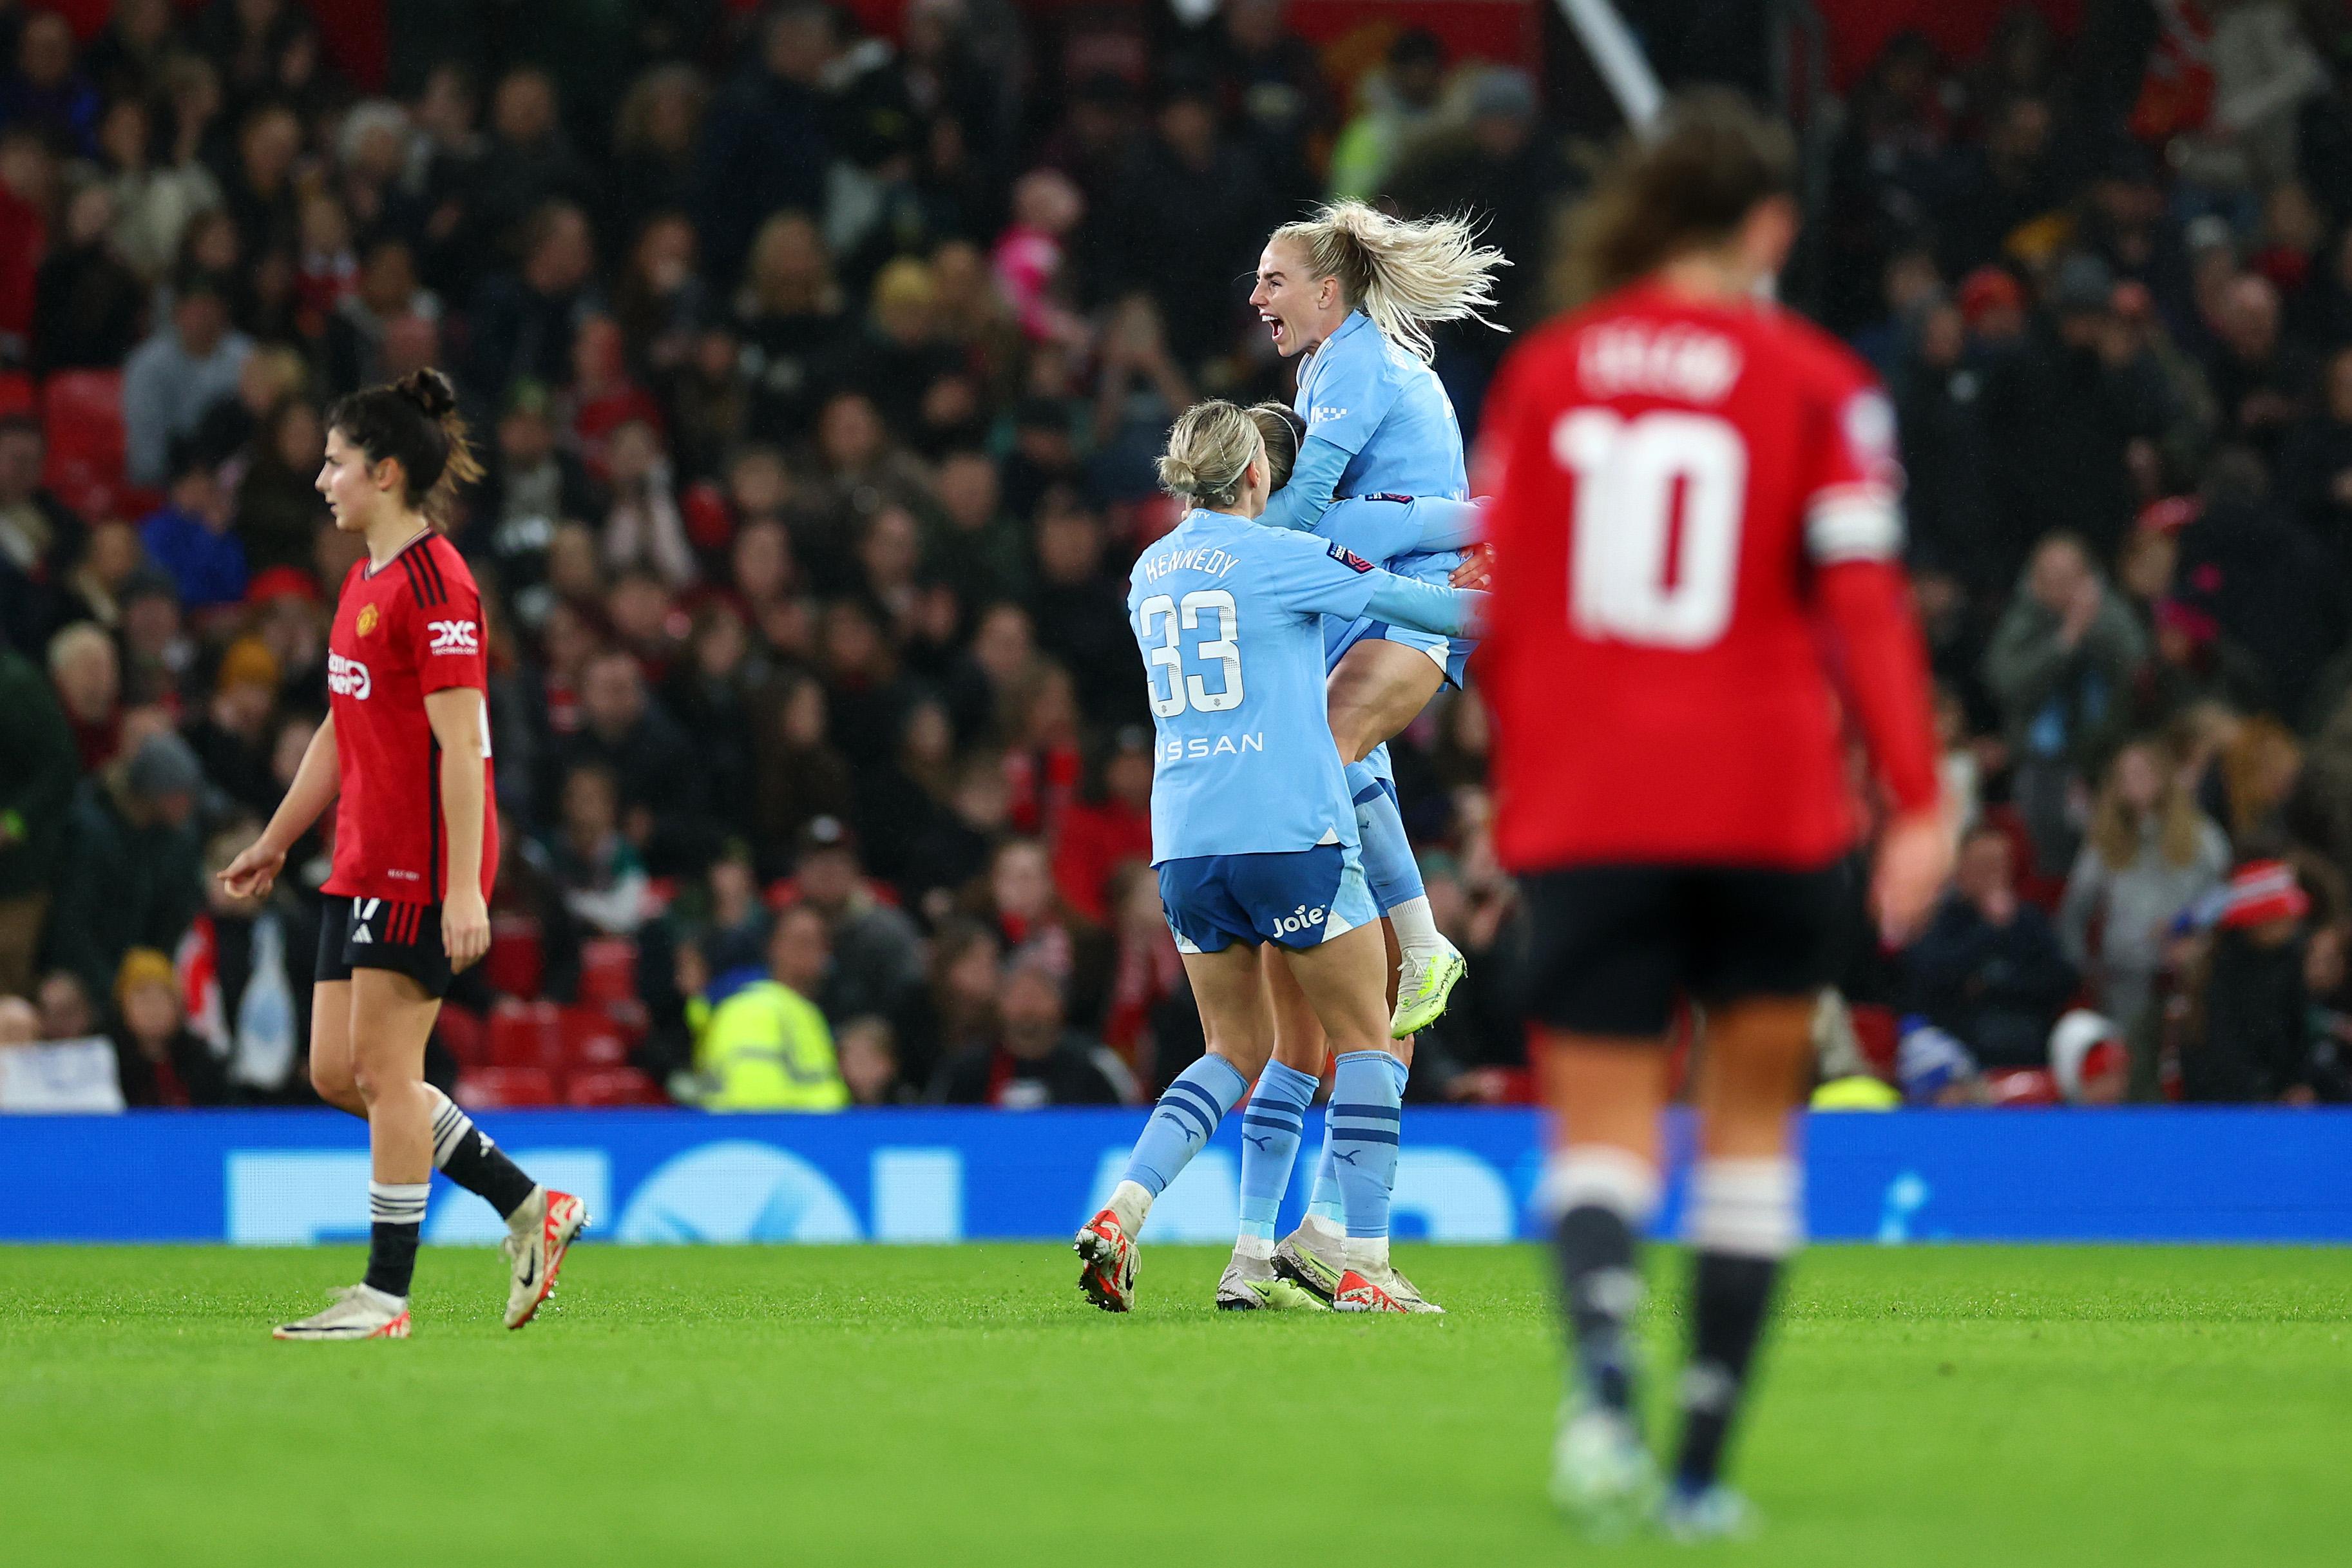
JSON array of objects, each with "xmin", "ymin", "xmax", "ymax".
[
  {"xmin": 1475, "ymin": 95, "xmax": 1952, "ymax": 1538},
  {"xmin": 220, "ymin": 371, "xmax": 585, "ymax": 1341}
]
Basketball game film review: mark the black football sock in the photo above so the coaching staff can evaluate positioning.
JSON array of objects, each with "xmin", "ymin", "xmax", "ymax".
[
  {"xmin": 428, "ymin": 1087, "xmax": 538, "ymax": 1220},
  {"xmin": 1542, "ymin": 1147, "xmax": 1662, "ymax": 1417},
  {"xmin": 363, "ymin": 1181, "xmax": 428, "ymax": 1299},
  {"xmin": 1673, "ymin": 1158, "xmax": 1799, "ymax": 1493}
]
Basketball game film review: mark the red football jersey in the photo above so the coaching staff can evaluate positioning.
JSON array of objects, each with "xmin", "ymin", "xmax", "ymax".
[
  {"xmin": 323, "ymin": 531, "xmax": 499, "ymax": 904},
  {"xmin": 1478, "ymin": 282, "xmax": 1940, "ymax": 870}
]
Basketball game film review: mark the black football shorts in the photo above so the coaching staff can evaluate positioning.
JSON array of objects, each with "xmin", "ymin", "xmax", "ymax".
[
  {"xmin": 1519, "ymin": 861, "xmax": 1848, "ymax": 1038},
  {"xmin": 315, "ymin": 894, "xmax": 454, "ymax": 999}
]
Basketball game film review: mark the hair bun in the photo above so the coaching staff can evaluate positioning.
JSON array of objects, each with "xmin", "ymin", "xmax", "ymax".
[{"xmin": 395, "ymin": 368, "xmax": 457, "ymax": 419}]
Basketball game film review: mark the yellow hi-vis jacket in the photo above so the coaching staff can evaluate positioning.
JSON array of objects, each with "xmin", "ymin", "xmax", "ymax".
[{"xmin": 686, "ymin": 976, "xmax": 848, "ymax": 1111}]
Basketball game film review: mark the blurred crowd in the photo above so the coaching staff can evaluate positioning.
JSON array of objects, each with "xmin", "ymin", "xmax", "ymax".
[{"xmin": 0, "ymin": 0, "xmax": 2347, "ymax": 1116}]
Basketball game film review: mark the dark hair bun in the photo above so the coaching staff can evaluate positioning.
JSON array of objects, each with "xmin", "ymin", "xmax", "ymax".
[{"xmin": 395, "ymin": 368, "xmax": 458, "ymax": 419}]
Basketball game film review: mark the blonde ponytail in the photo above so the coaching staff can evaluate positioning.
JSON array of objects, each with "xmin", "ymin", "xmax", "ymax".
[
  {"xmin": 1270, "ymin": 200, "xmax": 1509, "ymax": 363},
  {"xmin": 1158, "ymin": 401, "xmax": 1264, "ymax": 510}
]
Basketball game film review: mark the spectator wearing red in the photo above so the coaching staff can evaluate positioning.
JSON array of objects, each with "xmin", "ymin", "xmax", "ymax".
[{"xmin": 1053, "ymin": 726, "xmax": 1153, "ymax": 923}]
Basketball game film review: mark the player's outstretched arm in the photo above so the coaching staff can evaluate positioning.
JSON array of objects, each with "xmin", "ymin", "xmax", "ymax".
[
  {"xmin": 1411, "ymin": 497, "xmax": 1484, "ymax": 551},
  {"xmin": 1256, "ymin": 434, "xmax": 1349, "ymax": 532},
  {"xmin": 424, "ymin": 688, "xmax": 492, "ymax": 971},
  {"xmin": 218, "ymin": 713, "xmax": 338, "ymax": 900},
  {"xmin": 1364, "ymin": 570, "xmax": 1489, "ymax": 640},
  {"xmin": 1815, "ymin": 559, "xmax": 1951, "ymax": 941}
]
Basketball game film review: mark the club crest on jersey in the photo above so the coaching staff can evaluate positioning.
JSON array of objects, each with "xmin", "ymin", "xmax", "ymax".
[
  {"xmin": 1326, "ymin": 542, "xmax": 1375, "ymax": 573},
  {"xmin": 356, "ymin": 604, "xmax": 379, "ymax": 637},
  {"xmin": 428, "ymin": 618, "xmax": 480, "ymax": 655}
]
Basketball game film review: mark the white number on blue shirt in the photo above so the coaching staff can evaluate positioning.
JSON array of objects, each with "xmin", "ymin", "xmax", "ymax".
[
  {"xmin": 1139, "ymin": 589, "xmax": 1247, "ymax": 715},
  {"xmin": 1555, "ymin": 409, "xmax": 1746, "ymax": 649}
]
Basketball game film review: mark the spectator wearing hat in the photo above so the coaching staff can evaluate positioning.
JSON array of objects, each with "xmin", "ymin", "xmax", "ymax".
[
  {"xmin": 44, "ymin": 729, "xmax": 207, "ymax": 1002},
  {"xmin": 2184, "ymin": 859, "xmax": 2340, "ymax": 1102},
  {"xmin": 120, "ymin": 265, "xmax": 253, "ymax": 487},
  {"xmin": 1903, "ymin": 825, "xmax": 2081, "ymax": 1071},
  {"xmin": 137, "ymin": 443, "xmax": 246, "ymax": 611},
  {"xmin": 779, "ymin": 815, "xmax": 923, "ymax": 1025},
  {"xmin": 110, "ymin": 946, "xmax": 228, "ymax": 1107},
  {"xmin": 0, "ymin": 636, "xmax": 79, "ymax": 995},
  {"xmin": 928, "ymin": 957, "xmax": 1129, "ymax": 1107},
  {"xmin": 182, "ymin": 636, "xmax": 280, "ymax": 817}
]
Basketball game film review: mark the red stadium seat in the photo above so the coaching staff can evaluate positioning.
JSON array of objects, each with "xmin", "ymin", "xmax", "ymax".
[
  {"xmin": 39, "ymin": 369, "xmax": 133, "ymax": 520},
  {"xmin": 483, "ymin": 915, "xmax": 546, "ymax": 999},
  {"xmin": 487, "ymin": 997, "xmax": 563, "ymax": 1071},
  {"xmin": 0, "ymin": 370, "xmax": 32, "ymax": 417},
  {"xmin": 577, "ymin": 936, "xmax": 638, "ymax": 1006},
  {"xmin": 557, "ymin": 1005, "xmax": 629, "ymax": 1071},
  {"xmin": 435, "ymin": 1002, "xmax": 487, "ymax": 1069},
  {"xmin": 457, "ymin": 1066, "xmax": 560, "ymax": 1109},
  {"xmin": 565, "ymin": 1067, "xmax": 665, "ymax": 1108}
]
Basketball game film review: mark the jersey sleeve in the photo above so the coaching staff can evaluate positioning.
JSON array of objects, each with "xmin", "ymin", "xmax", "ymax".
[
  {"xmin": 1257, "ymin": 528, "xmax": 1383, "ymax": 623},
  {"xmin": 1317, "ymin": 496, "xmax": 1480, "ymax": 564},
  {"xmin": 408, "ymin": 568, "xmax": 488, "ymax": 696},
  {"xmin": 1798, "ymin": 351, "xmax": 1906, "ymax": 566}
]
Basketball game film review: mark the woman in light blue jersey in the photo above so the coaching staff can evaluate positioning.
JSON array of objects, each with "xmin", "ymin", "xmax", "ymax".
[
  {"xmin": 1075, "ymin": 400, "xmax": 1484, "ymax": 1317},
  {"xmin": 1247, "ymin": 202, "xmax": 1506, "ymax": 1045}
]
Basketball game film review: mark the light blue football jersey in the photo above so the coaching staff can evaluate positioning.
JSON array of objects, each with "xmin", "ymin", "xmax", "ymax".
[{"xmin": 1129, "ymin": 509, "xmax": 1384, "ymax": 863}]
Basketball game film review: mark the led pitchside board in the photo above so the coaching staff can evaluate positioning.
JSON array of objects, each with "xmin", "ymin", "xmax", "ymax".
[{"xmin": 3, "ymin": 1107, "xmax": 2352, "ymax": 1244}]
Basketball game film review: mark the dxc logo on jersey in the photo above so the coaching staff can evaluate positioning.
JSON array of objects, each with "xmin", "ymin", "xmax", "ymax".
[
  {"xmin": 327, "ymin": 653, "xmax": 371, "ymax": 699},
  {"xmin": 1270, "ymin": 903, "xmax": 1326, "ymax": 939},
  {"xmin": 427, "ymin": 619, "xmax": 479, "ymax": 655}
]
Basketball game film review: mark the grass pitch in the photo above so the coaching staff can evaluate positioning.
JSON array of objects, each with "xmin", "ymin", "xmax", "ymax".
[{"xmin": 4, "ymin": 1243, "xmax": 2348, "ymax": 1566}]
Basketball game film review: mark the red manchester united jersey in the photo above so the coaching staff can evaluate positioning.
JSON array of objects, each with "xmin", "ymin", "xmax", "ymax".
[
  {"xmin": 324, "ymin": 531, "xmax": 499, "ymax": 903},
  {"xmin": 1478, "ymin": 283, "xmax": 1940, "ymax": 871}
]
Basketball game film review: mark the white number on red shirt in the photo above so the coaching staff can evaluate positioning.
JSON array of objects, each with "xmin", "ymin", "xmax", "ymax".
[{"xmin": 1554, "ymin": 408, "xmax": 1746, "ymax": 650}]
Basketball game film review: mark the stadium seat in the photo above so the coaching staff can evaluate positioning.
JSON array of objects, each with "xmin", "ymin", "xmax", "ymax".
[
  {"xmin": 457, "ymin": 1066, "xmax": 560, "ymax": 1109},
  {"xmin": 435, "ymin": 1002, "xmax": 487, "ymax": 1069},
  {"xmin": 0, "ymin": 370, "xmax": 32, "ymax": 417},
  {"xmin": 39, "ymin": 369, "xmax": 134, "ymax": 520},
  {"xmin": 565, "ymin": 1067, "xmax": 665, "ymax": 1108},
  {"xmin": 558, "ymin": 1005, "xmax": 630, "ymax": 1071},
  {"xmin": 577, "ymin": 936, "xmax": 638, "ymax": 1006},
  {"xmin": 483, "ymin": 916, "xmax": 546, "ymax": 999},
  {"xmin": 487, "ymin": 997, "xmax": 564, "ymax": 1071}
]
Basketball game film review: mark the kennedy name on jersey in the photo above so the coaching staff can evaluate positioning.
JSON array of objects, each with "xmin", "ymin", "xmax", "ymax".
[
  {"xmin": 1578, "ymin": 323, "xmax": 1743, "ymax": 404},
  {"xmin": 327, "ymin": 652, "xmax": 371, "ymax": 698},
  {"xmin": 1140, "ymin": 544, "xmax": 1243, "ymax": 583}
]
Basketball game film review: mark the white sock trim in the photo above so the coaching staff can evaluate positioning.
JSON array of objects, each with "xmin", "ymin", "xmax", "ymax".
[
  {"xmin": 1386, "ymin": 895, "xmax": 1442, "ymax": 959},
  {"xmin": 367, "ymin": 1180, "xmax": 430, "ymax": 1227},
  {"xmin": 1299, "ymin": 1211, "xmax": 1344, "ymax": 1245},
  {"xmin": 1535, "ymin": 1145, "xmax": 1663, "ymax": 1225},
  {"xmin": 1688, "ymin": 1158, "xmax": 1802, "ymax": 1259},
  {"xmin": 1234, "ymin": 1235, "xmax": 1275, "ymax": 1263},
  {"xmin": 1343, "ymin": 1236, "xmax": 1390, "ymax": 1273},
  {"xmin": 425, "ymin": 1084, "xmax": 472, "ymax": 1168}
]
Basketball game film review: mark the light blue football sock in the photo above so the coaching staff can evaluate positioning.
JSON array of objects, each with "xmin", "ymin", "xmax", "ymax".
[
  {"xmin": 1330, "ymin": 1050, "xmax": 1404, "ymax": 1240},
  {"xmin": 1346, "ymin": 759, "xmax": 1425, "ymax": 913},
  {"xmin": 1306, "ymin": 1114, "xmax": 1344, "ymax": 1226},
  {"xmin": 1237, "ymin": 1061, "xmax": 1319, "ymax": 1242},
  {"xmin": 1121, "ymin": 1053, "xmax": 1249, "ymax": 1198}
]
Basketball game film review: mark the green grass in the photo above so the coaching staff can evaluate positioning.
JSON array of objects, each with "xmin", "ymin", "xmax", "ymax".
[{"xmin": 4, "ymin": 1244, "xmax": 2349, "ymax": 1566}]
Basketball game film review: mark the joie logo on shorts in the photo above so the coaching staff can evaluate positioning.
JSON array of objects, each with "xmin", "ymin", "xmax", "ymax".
[
  {"xmin": 427, "ymin": 619, "xmax": 479, "ymax": 655},
  {"xmin": 1270, "ymin": 903, "xmax": 1328, "ymax": 939},
  {"xmin": 327, "ymin": 653, "xmax": 371, "ymax": 698}
]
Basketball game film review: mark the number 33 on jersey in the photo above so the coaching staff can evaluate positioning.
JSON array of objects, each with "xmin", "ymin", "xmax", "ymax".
[{"xmin": 1476, "ymin": 283, "xmax": 1940, "ymax": 872}]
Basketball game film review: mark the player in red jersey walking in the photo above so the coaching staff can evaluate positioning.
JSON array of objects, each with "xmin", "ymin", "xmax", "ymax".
[
  {"xmin": 220, "ymin": 371, "xmax": 584, "ymax": 1340},
  {"xmin": 1475, "ymin": 95, "xmax": 1953, "ymax": 1537}
]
